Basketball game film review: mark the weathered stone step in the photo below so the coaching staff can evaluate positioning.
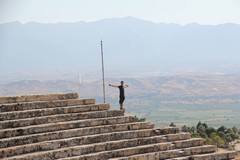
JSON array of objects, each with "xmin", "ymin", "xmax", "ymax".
[
  {"xmin": 0, "ymin": 132, "xmax": 191, "ymax": 158},
  {"xmin": 161, "ymin": 145, "xmax": 218, "ymax": 160},
  {"xmin": 0, "ymin": 93, "xmax": 78, "ymax": 104},
  {"xmin": 0, "ymin": 98, "xmax": 95, "ymax": 112},
  {"xmin": 154, "ymin": 127, "xmax": 180, "ymax": 135},
  {"xmin": 0, "ymin": 129, "xmax": 154, "ymax": 158},
  {"xmin": 56, "ymin": 138, "xmax": 206, "ymax": 160},
  {"xmin": 109, "ymin": 145, "xmax": 217, "ymax": 160},
  {"xmin": 0, "ymin": 103, "xmax": 110, "ymax": 121},
  {"xmin": 173, "ymin": 138, "xmax": 206, "ymax": 149},
  {"xmin": 6, "ymin": 142, "xmax": 173, "ymax": 160},
  {"xmin": 0, "ymin": 115, "xmax": 139, "ymax": 138},
  {"xmin": 0, "ymin": 122, "xmax": 154, "ymax": 148},
  {"xmin": 0, "ymin": 110, "xmax": 124, "ymax": 129},
  {"xmin": 168, "ymin": 150, "xmax": 236, "ymax": 160}
]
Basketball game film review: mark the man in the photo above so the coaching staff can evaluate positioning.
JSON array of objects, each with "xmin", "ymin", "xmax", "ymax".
[{"xmin": 109, "ymin": 81, "xmax": 129, "ymax": 110}]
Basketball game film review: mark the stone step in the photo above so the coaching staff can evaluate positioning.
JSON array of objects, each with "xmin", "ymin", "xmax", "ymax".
[
  {"xmin": 6, "ymin": 142, "xmax": 174, "ymax": 160},
  {"xmin": 163, "ymin": 145, "xmax": 218, "ymax": 160},
  {"xmin": 1, "ymin": 132, "xmax": 191, "ymax": 158},
  {"xmin": 59, "ymin": 139, "xmax": 207, "ymax": 160},
  {"xmin": 168, "ymin": 151, "xmax": 236, "ymax": 160},
  {"xmin": 0, "ymin": 115, "xmax": 139, "ymax": 138},
  {"xmin": 0, "ymin": 103, "xmax": 110, "ymax": 121},
  {"xmin": 0, "ymin": 122, "xmax": 154, "ymax": 148},
  {"xmin": 0, "ymin": 110, "xmax": 124, "ymax": 129},
  {"xmin": 154, "ymin": 127, "xmax": 180, "ymax": 135},
  {"xmin": 108, "ymin": 145, "xmax": 217, "ymax": 160},
  {"xmin": 0, "ymin": 93, "xmax": 78, "ymax": 104},
  {"xmin": 0, "ymin": 98, "xmax": 95, "ymax": 112},
  {"xmin": 173, "ymin": 138, "xmax": 206, "ymax": 149},
  {"xmin": 57, "ymin": 139, "xmax": 205, "ymax": 160},
  {"xmin": 0, "ymin": 129, "xmax": 154, "ymax": 158}
]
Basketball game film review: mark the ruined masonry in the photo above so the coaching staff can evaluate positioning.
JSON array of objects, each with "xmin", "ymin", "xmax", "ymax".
[{"xmin": 0, "ymin": 93, "xmax": 236, "ymax": 160}]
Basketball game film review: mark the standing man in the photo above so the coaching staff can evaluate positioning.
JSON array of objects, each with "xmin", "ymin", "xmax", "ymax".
[{"xmin": 109, "ymin": 81, "xmax": 129, "ymax": 110}]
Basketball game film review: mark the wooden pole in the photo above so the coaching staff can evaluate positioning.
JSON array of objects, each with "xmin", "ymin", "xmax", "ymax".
[
  {"xmin": 101, "ymin": 41, "xmax": 106, "ymax": 103},
  {"xmin": 77, "ymin": 73, "xmax": 81, "ymax": 97}
]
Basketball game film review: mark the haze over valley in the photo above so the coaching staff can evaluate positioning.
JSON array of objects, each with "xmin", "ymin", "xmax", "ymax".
[
  {"xmin": 1, "ymin": 74, "xmax": 239, "ymax": 128},
  {"xmin": 1, "ymin": 17, "xmax": 240, "ymax": 128}
]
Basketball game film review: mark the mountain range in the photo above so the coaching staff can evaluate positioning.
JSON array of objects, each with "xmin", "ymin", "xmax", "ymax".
[{"xmin": 1, "ymin": 17, "xmax": 240, "ymax": 77}]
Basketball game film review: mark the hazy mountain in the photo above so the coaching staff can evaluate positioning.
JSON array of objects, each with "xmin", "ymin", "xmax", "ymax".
[
  {"xmin": 1, "ymin": 74, "xmax": 240, "ymax": 99},
  {"xmin": 1, "ymin": 17, "xmax": 240, "ymax": 75}
]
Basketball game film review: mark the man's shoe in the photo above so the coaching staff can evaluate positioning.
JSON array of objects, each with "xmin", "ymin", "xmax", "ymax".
[{"xmin": 120, "ymin": 108, "xmax": 125, "ymax": 112}]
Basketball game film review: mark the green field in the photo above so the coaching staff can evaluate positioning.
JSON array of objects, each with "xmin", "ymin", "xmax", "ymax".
[{"xmin": 103, "ymin": 96, "xmax": 240, "ymax": 129}]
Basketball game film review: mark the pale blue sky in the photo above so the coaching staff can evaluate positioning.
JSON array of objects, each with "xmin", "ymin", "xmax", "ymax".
[{"xmin": 0, "ymin": 0, "xmax": 240, "ymax": 24}]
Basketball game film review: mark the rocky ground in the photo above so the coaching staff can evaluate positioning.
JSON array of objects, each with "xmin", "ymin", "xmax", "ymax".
[{"xmin": 235, "ymin": 142, "xmax": 240, "ymax": 159}]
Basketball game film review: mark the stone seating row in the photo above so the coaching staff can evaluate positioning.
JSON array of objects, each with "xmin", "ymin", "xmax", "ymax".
[
  {"xmin": 0, "ymin": 93, "xmax": 236, "ymax": 159},
  {"xmin": 0, "ymin": 93, "xmax": 78, "ymax": 104}
]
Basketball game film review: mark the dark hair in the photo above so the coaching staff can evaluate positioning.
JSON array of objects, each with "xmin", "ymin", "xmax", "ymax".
[{"xmin": 121, "ymin": 81, "xmax": 124, "ymax": 83}]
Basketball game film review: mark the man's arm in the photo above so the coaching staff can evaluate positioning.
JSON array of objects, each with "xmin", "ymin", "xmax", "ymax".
[
  {"xmin": 109, "ymin": 84, "xmax": 119, "ymax": 88},
  {"xmin": 124, "ymin": 84, "xmax": 129, "ymax": 88}
]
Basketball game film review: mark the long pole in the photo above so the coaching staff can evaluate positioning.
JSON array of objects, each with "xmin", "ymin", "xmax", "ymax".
[
  {"xmin": 101, "ymin": 41, "xmax": 106, "ymax": 103},
  {"xmin": 77, "ymin": 73, "xmax": 81, "ymax": 97}
]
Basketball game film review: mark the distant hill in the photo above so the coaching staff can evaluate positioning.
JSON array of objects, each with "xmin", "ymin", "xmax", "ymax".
[
  {"xmin": 1, "ymin": 17, "xmax": 240, "ymax": 75},
  {"xmin": 1, "ymin": 74, "xmax": 240, "ymax": 128},
  {"xmin": 1, "ymin": 74, "xmax": 239, "ymax": 100}
]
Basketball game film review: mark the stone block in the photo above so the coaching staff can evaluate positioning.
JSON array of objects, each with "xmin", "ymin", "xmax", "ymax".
[
  {"xmin": 191, "ymin": 151, "xmax": 236, "ymax": 160},
  {"xmin": 109, "ymin": 145, "xmax": 220, "ymax": 160},
  {"xmin": 0, "ymin": 122, "xmax": 153, "ymax": 148},
  {"xmin": 0, "ymin": 104, "xmax": 110, "ymax": 121},
  {"xmin": 0, "ymin": 110, "xmax": 124, "ymax": 129},
  {"xmin": 154, "ymin": 127, "xmax": 180, "ymax": 135},
  {"xmin": 173, "ymin": 138, "xmax": 205, "ymax": 149},
  {"xmin": 0, "ymin": 93, "xmax": 78, "ymax": 104},
  {"xmin": 0, "ymin": 116, "xmax": 140, "ymax": 138},
  {"xmin": 66, "ymin": 98, "xmax": 95, "ymax": 106},
  {"xmin": 0, "ymin": 98, "xmax": 95, "ymax": 112},
  {"xmin": 60, "ymin": 142, "xmax": 172, "ymax": 160},
  {"xmin": 165, "ymin": 133, "xmax": 191, "ymax": 141}
]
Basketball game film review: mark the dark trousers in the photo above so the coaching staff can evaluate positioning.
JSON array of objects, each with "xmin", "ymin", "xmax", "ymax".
[{"xmin": 119, "ymin": 96, "xmax": 125, "ymax": 104}]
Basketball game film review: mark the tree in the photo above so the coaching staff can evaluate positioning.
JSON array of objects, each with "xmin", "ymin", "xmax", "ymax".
[
  {"xmin": 182, "ymin": 122, "xmax": 239, "ymax": 149},
  {"xmin": 190, "ymin": 126, "xmax": 196, "ymax": 133},
  {"xmin": 139, "ymin": 117, "xmax": 146, "ymax": 122},
  {"xmin": 181, "ymin": 125, "xmax": 190, "ymax": 132},
  {"xmin": 206, "ymin": 127, "xmax": 216, "ymax": 137},
  {"xmin": 226, "ymin": 128, "xmax": 233, "ymax": 134},
  {"xmin": 232, "ymin": 126, "xmax": 238, "ymax": 135},
  {"xmin": 197, "ymin": 121, "xmax": 202, "ymax": 129},
  {"xmin": 218, "ymin": 131, "xmax": 226, "ymax": 139},
  {"xmin": 210, "ymin": 132, "xmax": 224, "ymax": 147},
  {"xmin": 206, "ymin": 137, "xmax": 212, "ymax": 144},
  {"xmin": 192, "ymin": 132, "xmax": 201, "ymax": 138},
  {"xmin": 199, "ymin": 132, "xmax": 208, "ymax": 139},
  {"xmin": 225, "ymin": 134, "xmax": 233, "ymax": 143},
  {"xmin": 227, "ymin": 133, "xmax": 238, "ymax": 141},
  {"xmin": 202, "ymin": 123, "xmax": 208, "ymax": 129},
  {"xmin": 217, "ymin": 126, "xmax": 226, "ymax": 133},
  {"xmin": 170, "ymin": 122, "xmax": 176, "ymax": 127},
  {"xmin": 197, "ymin": 125, "xmax": 206, "ymax": 134}
]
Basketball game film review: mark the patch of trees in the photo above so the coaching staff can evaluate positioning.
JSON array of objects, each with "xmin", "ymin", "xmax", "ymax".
[{"xmin": 181, "ymin": 122, "xmax": 239, "ymax": 149}]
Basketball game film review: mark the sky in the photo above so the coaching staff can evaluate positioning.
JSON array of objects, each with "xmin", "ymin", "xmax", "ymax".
[{"xmin": 0, "ymin": 0, "xmax": 240, "ymax": 25}]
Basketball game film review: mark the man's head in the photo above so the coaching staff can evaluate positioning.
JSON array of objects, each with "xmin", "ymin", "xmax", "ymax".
[{"xmin": 121, "ymin": 81, "xmax": 124, "ymax": 85}]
